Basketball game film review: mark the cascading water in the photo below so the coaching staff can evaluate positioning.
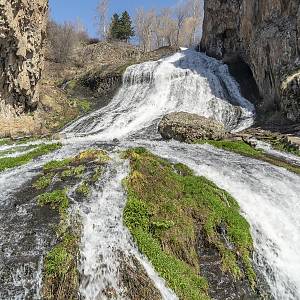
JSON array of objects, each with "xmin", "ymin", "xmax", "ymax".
[
  {"xmin": 63, "ymin": 49, "xmax": 255, "ymax": 141},
  {"xmin": 0, "ymin": 48, "xmax": 299, "ymax": 300}
]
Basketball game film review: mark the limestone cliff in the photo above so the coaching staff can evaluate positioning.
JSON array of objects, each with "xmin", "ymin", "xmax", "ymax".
[
  {"xmin": 0, "ymin": 0, "xmax": 48, "ymax": 116},
  {"xmin": 201, "ymin": 0, "xmax": 300, "ymax": 123}
]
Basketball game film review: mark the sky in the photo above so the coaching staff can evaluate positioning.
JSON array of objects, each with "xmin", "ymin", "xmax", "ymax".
[{"xmin": 49, "ymin": 0, "xmax": 175, "ymax": 38}]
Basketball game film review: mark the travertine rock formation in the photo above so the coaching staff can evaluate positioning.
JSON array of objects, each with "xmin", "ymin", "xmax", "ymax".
[
  {"xmin": 0, "ymin": 0, "xmax": 48, "ymax": 116},
  {"xmin": 158, "ymin": 112, "xmax": 226, "ymax": 143},
  {"xmin": 201, "ymin": 0, "xmax": 300, "ymax": 123}
]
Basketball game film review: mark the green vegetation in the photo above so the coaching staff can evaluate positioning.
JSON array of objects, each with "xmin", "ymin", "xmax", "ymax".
[
  {"xmin": 38, "ymin": 189, "xmax": 69, "ymax": 216},
  {"xmin": 33, "ymin": 173, "xmax": 54, "ymax": 190},
  {"xmin": 123, "ymin": 148, "xmax": 256, "ymax": 300},
  {"xmin": 109, "ymin": 11, "xmax": 134, "ymax": 41},
  {"xmin": 40, "ymin": 190, "xmax": 79, "ymax": 300},
  {"xmin": 61, "ymin": 165, "xmax": 85, "ymax": 178},
  {"xmin": 197, "ymin": 140, "xmax": 300, "ymax": 175},
  {"xmin": 43, "ymin": 158, "xmax": 73, "ymax": 172},
  {"xmin": 69, "ymin": 98, "xmax": 92, "ymax": 114},
  {"xmin": 197, "ymin": 140, "xmax": 262, "ymax": 157},
  {"xmin": 0, "ymin": 143, "xmax": 62, "ymax": 173},
  {"xmin": 92, "ymin": 167, "xmax": 102, "ymax": 182},
  {"xmin": 75, "ymin": 181, "xmax": 91, "ymax": 197}
]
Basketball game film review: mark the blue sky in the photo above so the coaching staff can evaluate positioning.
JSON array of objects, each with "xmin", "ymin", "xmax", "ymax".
[{"xmin": 49, "ymin": 0, "xmax": 175, "ymax": 37}]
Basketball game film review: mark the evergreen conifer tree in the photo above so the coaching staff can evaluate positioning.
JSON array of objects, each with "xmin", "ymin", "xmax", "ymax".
[
  {"xmin": 119, "ymin": 11, "xmax": 135, "ymax": 41},
  {"xmin": 109, "ymin": 13, "xmax": 120, "ymax": 40}
]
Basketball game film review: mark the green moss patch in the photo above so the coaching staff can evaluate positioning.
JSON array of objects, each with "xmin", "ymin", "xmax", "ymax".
[
  {"xmin": 38, "ymin": 189, "xmax": 69, "ymax": 216},
  {"xmin": 198, "ymin": 140, "xmax": 300, "ymax": 174},
  {"xmin": 0, "ymin": 143, "xmax": 62, "ymax": 173},
  {"xmin": 75, "ymin": 181, "xmax": 91, "ymax": 197},
  {"xmin": 123, "ymin": 148, "xmax": 256, "ymax": 300}
]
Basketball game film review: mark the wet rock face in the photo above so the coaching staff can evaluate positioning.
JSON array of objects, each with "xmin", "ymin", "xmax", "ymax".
[
  {"xmin": 201, "ymin": 0, "xmax": 300, "ymax": 123},
  {"xmin": 158, "ymin": 112, "xmax": 226, "ymax": 143},
  {"xmin": 0, "ymin": 0, "xmax": 48, "ymax": 116}
]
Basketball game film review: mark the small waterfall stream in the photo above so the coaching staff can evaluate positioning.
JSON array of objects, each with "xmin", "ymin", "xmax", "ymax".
[{"xmin": 0, "ymin": 49, "xmax": 299, "ymax": 299}]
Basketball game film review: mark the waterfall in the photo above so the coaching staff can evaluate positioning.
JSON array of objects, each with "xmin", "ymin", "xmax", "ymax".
[
  {"xmin": 0, "ymin": 49, "xmax": 299, "ymax": 300},
  {"xmin": 63, "ymin": 49, "xmax": 255, "ymax": 141}
]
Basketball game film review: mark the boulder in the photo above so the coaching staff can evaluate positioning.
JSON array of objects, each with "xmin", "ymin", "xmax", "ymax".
[{"xmin": 158, "ymin": 112, "xmax": 226, "ymax": 143}]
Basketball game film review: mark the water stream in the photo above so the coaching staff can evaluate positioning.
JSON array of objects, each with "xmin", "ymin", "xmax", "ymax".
[{"xmin": 0, "ymin": 49, "xmax": 299, "ymax": 299}]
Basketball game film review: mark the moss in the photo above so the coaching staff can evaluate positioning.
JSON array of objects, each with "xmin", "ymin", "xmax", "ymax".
[
  {"xmin": 33, "ymin": 173, "xmax": 54, "ymax": 190},
  {"xmin": 92, "ymin": 166, "xmax": 102, "ymax": 182},
  {"xmin": 123, "ymin": 148, "xmax": 256, "ymax": 299},
  {"xmin": 38, "ymin": 188, "xmax": 79, "ymax": 299},
  {"xmin": 43, "ymin": 230, "xmax": 79, "ymax": 300},
  {"xmin": 0, "ymin": 143, "xmax": 62, "ymax": 173},
  {"xmin": 38, "ymin": 189, "xmax": 69, "ymax": 216},
  {"xmin": 74, "ymin": 149, "xmax": 110, "ymax": 163},
  {"xmin": 66, "ymin": 79, "xmax": 78, "ymax": 91},
  {"xmin": 197, "ymin": 140, "xmax": 262, "ymax": 157},
  {"xmin": 198, "ymin": 140, "xmax": 300, "ymax": 175},
  {"xmin": 61, "ymin": 165, "xmax": 85, "ymax": 178},
  {"xmin": 77, "ymin": 99, "xmax": 91, "ymax": 113},
  {"xmin": 75, "ymin": 181, "xmax": 91, "ymax": 197},
  {"xmin": 43, "ymin": 158, "xmax": 73, "ymax": 172}
]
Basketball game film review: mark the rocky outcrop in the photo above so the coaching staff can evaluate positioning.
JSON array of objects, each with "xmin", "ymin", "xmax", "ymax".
[
  {"xmin": 0, "ymin": 0, "xmax": 48, "ymax": 116},
  {"xmin": 201, "ymin": 0, "xmax": 300, "ymax": 123},
  {"xmin": 158, "ymin": 112, "xmax": 226, "ymax": 143}
]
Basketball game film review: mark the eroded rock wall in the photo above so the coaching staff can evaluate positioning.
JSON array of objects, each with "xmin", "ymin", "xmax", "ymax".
[
  {"xmin": 201, "ymin": 0, "xmax": 300, "ymax": 123},
  {"xmin": 0, "ymin": 0, "xmax": 48, "ymax": 116}
]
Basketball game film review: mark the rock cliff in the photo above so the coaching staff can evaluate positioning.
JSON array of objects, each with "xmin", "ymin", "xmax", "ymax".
[
  {"xmin": 0, "ymin": 0, "xmax": 48, "ymax": 116},
  {"xmin": 201, "ymin": 0, "xmax": 300, "ymax": 124}
]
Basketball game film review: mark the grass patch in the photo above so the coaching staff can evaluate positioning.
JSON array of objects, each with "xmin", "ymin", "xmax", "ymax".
[
  {"xmin": 123, "ymin": 148, "xmax": 256, "ymax": 299},
  {"xmin": 33, "ymin": 173, "xmax": 54, "ymax": 190},
  {"xmin": 38, "ymin": 189, "xmax": 69, "ymax": 216},
  {"xmin": 0, "ymin": 143, "xmax": 62, "ymax": 173},
  {"xmin": 61, "ymin": 165, "xmax": 85, "ymax": 178},
  {"xmin": 198, "ymin": 140, "xmax": 300, "ymax": 175},
  {"xmin": 75, "ymin": 181, "xmax": 91, "ymax": 197},
  {"xmin": 43, "ymin": 231, "xmax": 79, "ymax": 300},
  {"xmin": 43, "ymin": 158, "xmax": 73, "ymax": 172},
  {"xmin": 37, "ymin": 187, "xmax": 79, "ymax": 299}
]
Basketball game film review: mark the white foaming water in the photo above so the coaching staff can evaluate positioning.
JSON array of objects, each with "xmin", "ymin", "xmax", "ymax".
[
  {"xmin": 79, "ymin": 155, "xmax": 177, "ymax": 300},
  {"xmin": 63, "ymin": 49, "xmax": 255, "ymax": 141}
]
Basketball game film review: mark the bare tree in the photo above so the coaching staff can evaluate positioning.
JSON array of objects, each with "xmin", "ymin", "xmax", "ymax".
[
  {"xmin": 174, "ymin": 1, "xmax": 189, "ymax": 47},
  {"xmin": 47, "ymin": 20, "xmax": 88, "ymax": 63},
  {"xmin": 96, "ymin": 0, "xmax": 110, "ymax": 40},
  {"xmin": 135, "ymin": 8, "xmax": 156, "ymax": 52},
  {"xmin": 154, "ymin": 8, "xmax": 176, "ymax": 48},
  {"xmin": 135, "ymin": 0, "xmax": 203, "ymax": 50}
]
